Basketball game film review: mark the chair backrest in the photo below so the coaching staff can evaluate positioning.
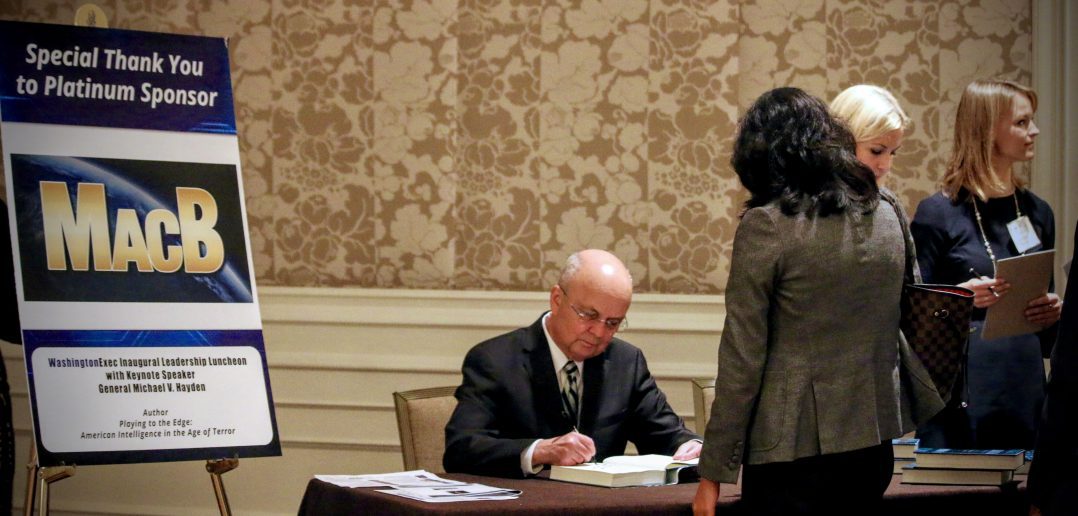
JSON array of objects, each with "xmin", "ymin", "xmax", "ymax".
[
  {"xmin": 393, "ymin": 386, "xmax": 458, "ymax": 473},
  {"xmin": 691, "ymin": 378, "xmax": 716, "ymax": 435}
]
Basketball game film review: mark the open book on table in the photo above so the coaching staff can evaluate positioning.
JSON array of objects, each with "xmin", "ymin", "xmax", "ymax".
[{"xmin": 549, "ymin": 454, "xmax": 698, "ymax": 488}]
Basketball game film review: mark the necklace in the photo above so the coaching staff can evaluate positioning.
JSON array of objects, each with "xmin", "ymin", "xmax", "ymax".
[{"xmin": 971, "ymin": 193, "xmax": 1022, "ymax": 276}]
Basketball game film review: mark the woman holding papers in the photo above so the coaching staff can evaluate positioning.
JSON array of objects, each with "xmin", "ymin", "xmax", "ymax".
[
  {"xmin": 911, "ymin": 78, "xmax": 1061, "ymax": 450},
  {"xmin": 693, "ymin": 88, "xmax": 922, "ymax": 515},
  {"xmin": 830, "ymin": 84, "xmax": 910, "ymax": 184}
]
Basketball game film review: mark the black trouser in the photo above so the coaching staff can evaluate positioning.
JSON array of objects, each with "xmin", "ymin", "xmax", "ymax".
[
  {"xmin": 1034, "ymin": 469, "xmax": 1078, "ymax": 516},
  {"xmin": 741, "ymin": 442, "xmax": 893, "ymax": 516}
]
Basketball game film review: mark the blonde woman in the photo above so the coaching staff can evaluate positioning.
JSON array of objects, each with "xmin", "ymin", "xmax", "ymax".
[
  {"xmin": 830, "ymin": 84, "xmax": 910, "ymax": 182},
  {"xmin": 911, "ymin": 79, "xmax": 1061, "ymax": 450}
]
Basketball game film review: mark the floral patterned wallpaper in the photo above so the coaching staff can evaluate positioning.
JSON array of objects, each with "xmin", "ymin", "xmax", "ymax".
[{"xmin": 0, "ymin": 0, "xmax": 1032, "ymax": 293}]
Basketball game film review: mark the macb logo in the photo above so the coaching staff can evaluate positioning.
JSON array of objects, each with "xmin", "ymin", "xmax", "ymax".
[{"xmin": 40, "ymin": 181, "xmax": 224, "ymax": 273}]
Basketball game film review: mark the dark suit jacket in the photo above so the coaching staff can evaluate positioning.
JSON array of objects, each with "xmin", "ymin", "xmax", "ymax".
[
  {"xmin": 1029, "ymin": 221, "xmax": 1078, "ymax": 511},
  {"xmin": 443, "ymin": 314, "xmax": 699, "ymax": 478}
]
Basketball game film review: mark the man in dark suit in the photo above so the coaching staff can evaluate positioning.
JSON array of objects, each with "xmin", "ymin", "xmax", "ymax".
[
  {"xmin": 443, "ymin": 249, "xmax": 700, "ymax": 478},
  {"xmin": 1029, "ymin": 220, "xmax": 1077, "ymax": 516}
]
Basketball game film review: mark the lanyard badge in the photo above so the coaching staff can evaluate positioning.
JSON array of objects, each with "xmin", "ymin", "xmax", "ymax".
[{"xmin": 1006, "ymin": 215, "xmax": 1040, "ymax": 254}]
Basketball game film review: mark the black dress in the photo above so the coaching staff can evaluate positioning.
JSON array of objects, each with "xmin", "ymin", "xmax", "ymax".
[{"xmin": 911, "ymin": 189, "xmax": 1056, "ymax": 449}]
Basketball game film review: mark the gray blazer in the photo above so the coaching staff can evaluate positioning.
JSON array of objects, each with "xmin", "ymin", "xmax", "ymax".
[{"xmin": 699, "ymin": 198, "xmax": 938, "ymax": 483}]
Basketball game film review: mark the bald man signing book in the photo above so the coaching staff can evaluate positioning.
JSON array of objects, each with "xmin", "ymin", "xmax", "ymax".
[{"xmin": 443, "ymin": 250, "xmax": 701, "ymax": 478}]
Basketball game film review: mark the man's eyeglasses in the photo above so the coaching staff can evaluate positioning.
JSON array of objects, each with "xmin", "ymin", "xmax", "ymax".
[{"xmin": 558, "ymin": 285, "xmax": 628, "ymax": 332}]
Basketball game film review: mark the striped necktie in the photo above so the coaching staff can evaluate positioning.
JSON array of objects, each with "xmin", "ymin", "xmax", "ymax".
[{"xmin": 561, "ymin": 361, "xmax": 579, "ymax": 423}]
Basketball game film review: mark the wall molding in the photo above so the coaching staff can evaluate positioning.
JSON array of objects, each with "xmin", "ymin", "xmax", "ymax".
[
  {"xmin": 258, "ymin": 286, "xmax": 727, "ymax": 381},
  {"xmin": 258, "ymin": 286, "xmax": 726, "ymax": 333},
  {"xmin": 265, "ymin": 349, "xmax": 722, "ymax": 380}
]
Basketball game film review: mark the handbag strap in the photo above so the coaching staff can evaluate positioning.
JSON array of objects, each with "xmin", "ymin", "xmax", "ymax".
[{"xmin": 880, "ymin": 188, "xmax": 922, "ymax": 285}]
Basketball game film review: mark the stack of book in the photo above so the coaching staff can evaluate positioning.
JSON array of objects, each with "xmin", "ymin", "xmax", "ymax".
[
  {"xmin": 901, "ymin": 448, "xmax": 1026, "ymax": 486},
  {"xmin": 1015, "ymin": 450, "xmax": 1034, "ymax": 474},
  {"xmin": 891, "ymin": 437, "xmax": 918, "ymax": 474}
]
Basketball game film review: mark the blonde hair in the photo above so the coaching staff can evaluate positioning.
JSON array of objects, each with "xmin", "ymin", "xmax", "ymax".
[
  {"xmin": 830, "ymin": 85, "xmax": 911, "ymax": 142},
  {"xmin": 943, "ymin": 78, "xmax": 1037, "ymax": 201}
]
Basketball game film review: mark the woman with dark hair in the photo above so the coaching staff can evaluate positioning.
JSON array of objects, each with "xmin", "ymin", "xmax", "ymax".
[{"xmin": 693, "ymin": 88, "xmax": 939, "ymax": 515}]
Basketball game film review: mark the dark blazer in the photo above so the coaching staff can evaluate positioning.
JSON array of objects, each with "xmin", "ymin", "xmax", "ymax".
[
  {"xmin": 443, "ymin": 315, "xmax": 699, "ymax": 478},
  {"xmin": 1029, "ymin": 220, "xmax": 1078, "ymax": 511}
]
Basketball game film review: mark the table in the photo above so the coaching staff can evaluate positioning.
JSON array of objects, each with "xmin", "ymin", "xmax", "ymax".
[{"xmin": 298, "ymin": 472, "xmax": 1029, "ymax": 515}]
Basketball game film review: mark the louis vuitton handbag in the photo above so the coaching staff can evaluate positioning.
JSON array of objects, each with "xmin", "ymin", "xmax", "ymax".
[
  {"xmin": 899, "ymin": 283, "xmax": 973, "ymax": 402},
  {"xmin": 884, "ymin": 192, "xmax": 974, "ymax": 404}
]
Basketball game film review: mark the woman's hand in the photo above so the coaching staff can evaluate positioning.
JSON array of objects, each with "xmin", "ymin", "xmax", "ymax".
[
  {"xmin": 958, "ymin": 276, "xmax": 1010, "ymax": 309},
  {"xmin": 693, "ymin": 478, "xmax": 720, "ymax": 516},
  {"xmin": 1025, "ymin": 293, "xmax": 1062, "ymax": 327}
]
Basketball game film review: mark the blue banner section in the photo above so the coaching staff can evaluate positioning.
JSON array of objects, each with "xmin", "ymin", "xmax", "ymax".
[
  {"xmin": 0, "ymin": 20, "xmax": 235, "ymax": 134},
  {"xmin": 11, "ymin": 154, "xmax": 253, "ymax": 303}
]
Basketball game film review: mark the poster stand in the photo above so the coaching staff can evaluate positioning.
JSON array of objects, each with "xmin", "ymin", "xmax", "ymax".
[{"xmin": 12, "ymin": 6, "xmax": 252, "ymax": 516}]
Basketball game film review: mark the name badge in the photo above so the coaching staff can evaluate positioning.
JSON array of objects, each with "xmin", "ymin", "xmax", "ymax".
[{"xmin": 1007, "ymin": 215, "xmax": 1041, "ymax": 253}]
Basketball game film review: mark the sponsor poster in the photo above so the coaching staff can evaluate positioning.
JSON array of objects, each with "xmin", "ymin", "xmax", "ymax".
[{"xmin": 0, "ymin": 20, "xmax": 280, "ymax": 466}]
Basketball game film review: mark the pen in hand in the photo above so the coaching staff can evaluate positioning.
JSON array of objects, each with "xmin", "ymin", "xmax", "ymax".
[
  {"xmin": 969, "ymin": 267, "xmax": 999, "ymax": 298},
  {"xmin": 570, "ymin": 426, "xmax": 595, "ymax": 463}
]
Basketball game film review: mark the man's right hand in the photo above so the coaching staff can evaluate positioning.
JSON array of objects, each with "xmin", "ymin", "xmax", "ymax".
[{"xmin": 532, "ymin": 430, "xmax": 596, "ymax": 466}]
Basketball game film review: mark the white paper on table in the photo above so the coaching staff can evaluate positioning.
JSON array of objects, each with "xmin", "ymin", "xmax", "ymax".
[
  {"xmin": 315, "ymin": 470, "xmax": 466, "ymax": 488},
  {"xmin": 376, "ymin": 483, "xmax": 521, "ymax": 503}
]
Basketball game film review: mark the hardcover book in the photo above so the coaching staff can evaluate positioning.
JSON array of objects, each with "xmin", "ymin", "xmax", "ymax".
[
  {"xmin": 893, "ymin": 458, "xmax": 915, "ymax": 474},
  {"xmin": 901, "ymin": 464, "xmax": 1014, "ymax": 486},
  {"xmin": 1015, "ymin": 450, "xmax": 1034, "ymax": 474},
  {"xmin": 892, "ymin": 438, "xmax": 920, "ymax": 459},
  {"xmin": 549, "ymin": 455, "xmax": 698, "ymax": 488},
  {"xmin": 913, "ymin": 448, "xmax": 1025, "ymax": 470}
]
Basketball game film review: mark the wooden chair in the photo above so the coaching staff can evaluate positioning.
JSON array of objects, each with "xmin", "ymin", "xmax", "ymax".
[
  {"xmin": 393, "ymin": 386, "xmax": 458, "ymax": 473},
  {"xmin": 691, "ymin": 378, "xmax": 715, "ymax": 435}
]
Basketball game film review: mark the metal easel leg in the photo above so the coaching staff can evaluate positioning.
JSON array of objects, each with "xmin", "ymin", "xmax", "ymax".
[
  {"xmin": 22, "ymin": 444, "xmax": 76, "ymax": 516},
  {"xmin": 36, "ymin": 465, "xmax": 75, "ymax": 516},
  {"xmin": 206, "ymin": 458, "xmax": 239, "ymax": 516},
  {"xmin": 22, "ymin": 446, "xmax": 37, "ymax": 516}
]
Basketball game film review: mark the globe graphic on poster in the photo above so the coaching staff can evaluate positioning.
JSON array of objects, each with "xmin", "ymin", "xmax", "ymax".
[{"xmin": 14, "ymin": 155, "xmax": 252, "ymax": 303}]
